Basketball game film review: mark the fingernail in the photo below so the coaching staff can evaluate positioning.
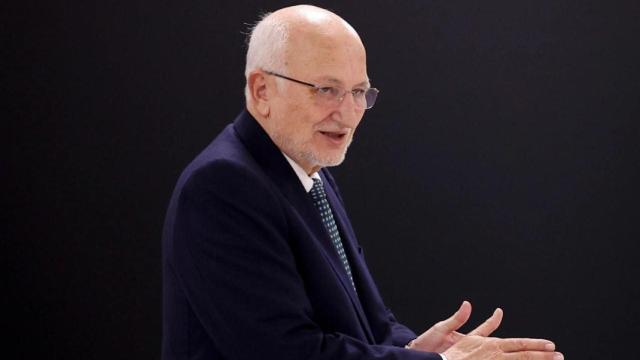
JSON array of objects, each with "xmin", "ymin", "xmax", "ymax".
[
  {"xmin": 545, "ymin": 342, "xmax": 555, "ymax": 351},
  {"xmin": 553, "ymin": 353, "xmax": 564, "ymax": 360}
]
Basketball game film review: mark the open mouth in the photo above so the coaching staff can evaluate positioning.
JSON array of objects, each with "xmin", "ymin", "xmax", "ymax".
[{"xmin": 319, "ymin": 131, "xmax": 347, "ymax": 141}]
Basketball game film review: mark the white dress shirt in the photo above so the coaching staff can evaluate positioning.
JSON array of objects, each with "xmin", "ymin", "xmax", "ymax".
[{"xmin": 281, "ymin": 153, "xmax": 320, "ymax": 193}]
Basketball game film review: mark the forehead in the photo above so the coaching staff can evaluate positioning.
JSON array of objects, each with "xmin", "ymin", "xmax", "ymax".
[{"xmin": 285, "ymin": 27, "xmax": 368, "ymax": 85}]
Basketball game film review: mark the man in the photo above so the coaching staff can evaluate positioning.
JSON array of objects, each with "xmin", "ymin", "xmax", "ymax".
[{"xmin": 162, "ymin": 5, "xmax": 563, "ymax": 360}]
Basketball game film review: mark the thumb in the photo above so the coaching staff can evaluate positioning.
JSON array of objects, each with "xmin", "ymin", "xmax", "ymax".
[{"xmin": 436, "ymin": 300, "xmax": 472, "ymax": 332}]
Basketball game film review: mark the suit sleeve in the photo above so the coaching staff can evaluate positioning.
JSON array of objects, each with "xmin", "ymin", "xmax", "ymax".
[
  {"xmin": 386, "ymin": 309, "xmax": 419, "ymax": 347},
  {"xmin": 169, "ymin": 160, "xmax": 440, "ymax": 360}
]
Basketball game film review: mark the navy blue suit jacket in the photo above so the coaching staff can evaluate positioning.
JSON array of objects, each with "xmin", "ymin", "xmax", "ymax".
[{"xmin": 162, "ymin": 110, "xmax": 440, "ymax": 360}]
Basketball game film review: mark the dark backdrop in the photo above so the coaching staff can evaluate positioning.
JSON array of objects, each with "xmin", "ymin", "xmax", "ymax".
[{"xmin": 7, "ymin": 0, "xmax": 639, "ymax": 359}]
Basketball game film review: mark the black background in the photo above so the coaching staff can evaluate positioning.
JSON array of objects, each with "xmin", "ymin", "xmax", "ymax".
[{"xmin": 6, "ymin": 1, "xmax": 640, "ymax": 359}]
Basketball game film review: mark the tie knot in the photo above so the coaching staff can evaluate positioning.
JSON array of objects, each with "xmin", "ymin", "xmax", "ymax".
[{"xmin": 310, "ymin": 178, "xmax": 326, "ymax": 201}]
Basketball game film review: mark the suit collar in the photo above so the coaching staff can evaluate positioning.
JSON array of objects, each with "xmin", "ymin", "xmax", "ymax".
[
  {"xmin": 232, "ymin": 112, "xmax": 339, "ymax": 266},
  {"xmin": 232, "ymin": 110, "xmax": 302, "ymax": 193},
  {"xmin": 232, "ymin": 112, "xmax": 337, "ymax": 264}
]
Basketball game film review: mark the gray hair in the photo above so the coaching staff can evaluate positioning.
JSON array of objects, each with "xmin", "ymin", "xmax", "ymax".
[{"xmin": 244, "ymin": 12, "xmax": 290, "ymax": 101}]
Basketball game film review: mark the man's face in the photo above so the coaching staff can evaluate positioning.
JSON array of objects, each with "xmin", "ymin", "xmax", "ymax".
[{"xmin": 266, "ymin": 29, "xmax": 369, "ymax": 174}]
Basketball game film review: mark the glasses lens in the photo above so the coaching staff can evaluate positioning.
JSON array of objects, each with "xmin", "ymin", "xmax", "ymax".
[
  {"xmin": 315, "ymin": 87, "xmax": 341, "ymax": 105},
  {"xmin": 314, "ymin": 86, "xmax": 379, "ymax": 110},
  {"xmin": 364, "ymin": 88, "xmax": 379, "ymax": 109}
]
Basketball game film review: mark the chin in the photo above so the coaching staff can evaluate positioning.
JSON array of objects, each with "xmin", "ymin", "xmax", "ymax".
[
  {"xmin": 311, "ymin": 150, "xmax": 348, "ymax": 168},
  {"xmin": 280, "ymin": 135, "xmax": 351, "ymax": 171}
]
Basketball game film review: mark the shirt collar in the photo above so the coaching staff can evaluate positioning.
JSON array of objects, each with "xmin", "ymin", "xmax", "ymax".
[{"xmin": 281, "ymin": 152, "xmax": 320, "ymax": 193}]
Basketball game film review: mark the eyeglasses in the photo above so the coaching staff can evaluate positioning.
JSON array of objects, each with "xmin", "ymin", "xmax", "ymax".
[{"xmin": 265, "ymin": 71, "xmax": 379, "ymax": 110}]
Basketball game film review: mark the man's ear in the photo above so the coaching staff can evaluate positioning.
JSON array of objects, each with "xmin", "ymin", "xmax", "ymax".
[{"xmin": 247, "ymin": 71, "xmax": 271, "ymax": 117}]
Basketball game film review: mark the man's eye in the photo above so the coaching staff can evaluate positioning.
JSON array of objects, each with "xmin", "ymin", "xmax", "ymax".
[
  {"xmin": 352, "ymin": 88, "xmax": 366, "ymax": 96},
  {"xmin": 317, "ymin": 87, "xmax": 334, "ymax": 95}
]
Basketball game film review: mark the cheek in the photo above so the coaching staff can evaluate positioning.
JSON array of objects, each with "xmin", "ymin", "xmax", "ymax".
[{"xmin": 282, "ymin": 110, "xmax": 319, "ymax": 142}]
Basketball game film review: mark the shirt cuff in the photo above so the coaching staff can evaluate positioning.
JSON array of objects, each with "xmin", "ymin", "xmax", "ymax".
[{"xmin": 439, "ymin": 353, "xmax": 448, "ymax": 360}]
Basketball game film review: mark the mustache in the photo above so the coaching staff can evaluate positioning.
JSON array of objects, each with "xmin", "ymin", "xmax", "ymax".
[{"xmin": 314, "ymin": 121, "xmax": 352, "ymax": 135}]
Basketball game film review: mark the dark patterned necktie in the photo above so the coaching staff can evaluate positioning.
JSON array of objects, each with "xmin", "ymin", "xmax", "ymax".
[{"xmin": 310, "ymin": 178, "xmax": 356, "ymax": 291}]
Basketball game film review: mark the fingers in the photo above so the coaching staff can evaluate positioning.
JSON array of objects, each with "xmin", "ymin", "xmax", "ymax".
[
  {"xmin": 444, "ymin": 336, "xmax": 562, "ymax": 360},
  {"xmin": 468, "ymin": 307, "xmax": 503, "ymax": 337},
  {"xmin": 503, "ymin": 351, "xmax": 564, "ymax": 360},
  {"xmin": 436, "ymin": 301, "xmax": 472, "ymax": 332},
  {"xmin": 498, "ymin": 338, "xmax": 556, "ymax": 353}
]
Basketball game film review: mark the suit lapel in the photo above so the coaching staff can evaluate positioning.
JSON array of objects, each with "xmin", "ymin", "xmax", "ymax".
[
  {"xmin": 288, "ymin": 187, "xmax": 377, "ymax": 344},
  {"xmin": 232, "ymin": 112, "xmax": 332, "ymax": 269},
  {"xmin": 277, "ymin": 168, "xmax": 376, "ymax": 344},
  {"xmin": 233, "ymin": 111, "xmax": 375, "ymax": 343},
  {"xmin": 321, "ymin": 171, "xmax": 376, "ymax": 343}
]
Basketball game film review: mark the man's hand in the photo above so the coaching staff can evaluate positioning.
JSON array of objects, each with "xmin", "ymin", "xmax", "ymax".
[
  {"xmin": 443, "ymin": 335, "xmax": 563, "ymax": 360},
  {"xmin": 408, "ymin": 301, "xmax": 503, "ymax": 353}
]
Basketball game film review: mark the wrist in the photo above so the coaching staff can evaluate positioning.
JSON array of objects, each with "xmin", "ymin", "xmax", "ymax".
[{"xmin": 404, "ymin": 339, "xmax": 416, "ymax": 349}]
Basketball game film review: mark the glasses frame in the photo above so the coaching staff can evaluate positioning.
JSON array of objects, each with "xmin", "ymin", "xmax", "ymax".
[{"xmin": 264, "ymin": 70, "xmax": 379, "ymax": 110}]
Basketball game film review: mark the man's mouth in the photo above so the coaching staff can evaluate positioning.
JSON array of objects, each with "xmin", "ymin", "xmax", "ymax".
[{"xmin": 319, "ymin": 131, "xmax": 347, "ymax": 141}]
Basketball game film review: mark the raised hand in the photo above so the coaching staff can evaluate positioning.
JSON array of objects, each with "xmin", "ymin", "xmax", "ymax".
[{"xmin": 408, "ymin": 301, "xmax": 503, "ymax": 353}]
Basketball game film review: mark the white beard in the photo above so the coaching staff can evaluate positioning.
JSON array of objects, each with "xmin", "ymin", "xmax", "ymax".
[{"xmin": 271, "ymin": 129, "xmax": 351, "ymax": 170}]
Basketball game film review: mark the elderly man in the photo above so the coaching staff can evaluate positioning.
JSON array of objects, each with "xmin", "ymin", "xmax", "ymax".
[{"xmin": 162, "ymin": 5, "xmax": 562, "ymax": 360}]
